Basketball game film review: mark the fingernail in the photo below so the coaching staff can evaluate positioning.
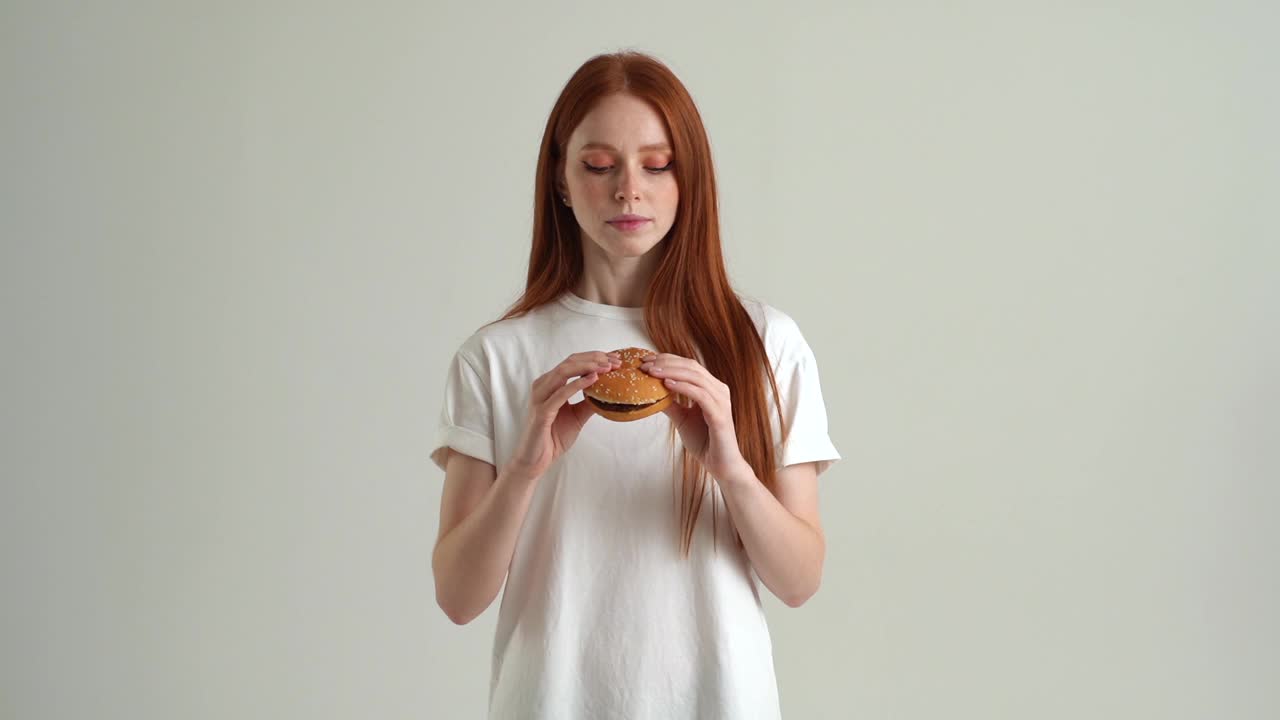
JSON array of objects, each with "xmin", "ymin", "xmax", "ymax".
[{"xmin": 642, "ymin": 355, "xmax": 656, "ymax": 362}]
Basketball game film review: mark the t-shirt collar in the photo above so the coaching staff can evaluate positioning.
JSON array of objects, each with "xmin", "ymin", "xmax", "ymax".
[{"xmin": 557, "ymin": 291, "xmax": 646, "ymax": 321}]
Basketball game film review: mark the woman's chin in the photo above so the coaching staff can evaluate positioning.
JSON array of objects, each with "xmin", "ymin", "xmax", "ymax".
[{"xmin": 593, "ymin": 237, "xmax": 663, "ymax": 259}]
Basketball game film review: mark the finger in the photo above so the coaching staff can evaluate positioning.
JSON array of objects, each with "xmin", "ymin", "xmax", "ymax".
[
  {"xmin": 533, "ymin": 354, "xmax": 619, "ymax": 402},
  {"xmin": 558, "ymin": 351, "xmax": 620, "ymax": 377},
  {"xmin": 642, "ymin": 353, "xmax": 713, "ymax": 378},
  {"xmin": 569, "ymin": 396, "xmax": 597, "ymax": 427},
  {"xmin": 543, "ymin": 369, "xmax": 601, "ymax": 414},
  {"xmin": 660, "ymin": 395, "xmax": 688, "ymax": 420},
  {"xmin": 641, "ymin": 363, "xmax": 715, "ymax": 391},
  {"xmin": 643, "ymin": 352, "xmax": 705, "ymax": 370},
  {"xmin": 569, "ymin": 351, "xmax": 622, "ymax": 377},
  {"xmin": 643, "ymin": 352, "xmax": 681, "ymax": 367},
  {"xmin": 658, "ymin": 378, "xmax": 721, "ymax": 421},
  {"xmin": 661, "ymin": 393, "xmax": 703, "ymax": 437}
]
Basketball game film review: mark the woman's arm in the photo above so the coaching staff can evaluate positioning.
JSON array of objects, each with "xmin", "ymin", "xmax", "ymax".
[
  {"xmin": 432, "ymin": 352, "xmax": 619, "ymax": 624},
  {"xmin": 716, "ymin": 460, "xmax": 825, "ymax": 607},
  {"xmin": 636, "ymin": 351, "xmax": 827, "ymax": 607},
  {"xmin": 432, "ymin": 450, "xmax": 540, "ymax": 625}
]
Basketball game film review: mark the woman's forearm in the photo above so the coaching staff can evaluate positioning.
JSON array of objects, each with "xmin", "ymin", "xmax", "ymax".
[
  {"xmin": 716, "ymin": 462, "xmax": 825, "ymax": 607},
  {"xmin": 432, "ymin": 467, "xmax": 539, "ymax": 624}
]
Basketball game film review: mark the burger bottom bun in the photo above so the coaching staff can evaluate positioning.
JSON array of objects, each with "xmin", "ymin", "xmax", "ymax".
[{"xmin": 588, "ymin": 394, "xmax": 674, "ymax": 422}]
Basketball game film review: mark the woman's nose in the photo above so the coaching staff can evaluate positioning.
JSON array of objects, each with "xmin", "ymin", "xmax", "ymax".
[{"xmin": 615, "ymin": 169, "xmax": 641, "ymax": 201}]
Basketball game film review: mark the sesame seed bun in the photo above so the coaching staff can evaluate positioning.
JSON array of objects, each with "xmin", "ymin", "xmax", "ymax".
[{"xmin": 583, "ymin": 346, "xmax": 672, "ymax": 422}]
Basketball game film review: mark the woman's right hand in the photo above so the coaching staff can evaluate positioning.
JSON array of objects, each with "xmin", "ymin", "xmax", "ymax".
[{"xmin": 506, "ymin": 350, "xmax": 621, "ymax": 481}]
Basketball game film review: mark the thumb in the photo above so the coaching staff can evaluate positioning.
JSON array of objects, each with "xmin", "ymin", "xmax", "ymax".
[
  {"xmin": 660, "ymin": 396, "xmax": 687, "ymax": 423},
  {"xmin": 568, "ymin": 397, "xmax": 596, "ymax": 428}
]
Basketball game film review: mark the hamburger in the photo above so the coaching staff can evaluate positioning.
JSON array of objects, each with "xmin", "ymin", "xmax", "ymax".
[{"xmin": 583, "ymin": 346, "xmax": 673, "ymax": 422}]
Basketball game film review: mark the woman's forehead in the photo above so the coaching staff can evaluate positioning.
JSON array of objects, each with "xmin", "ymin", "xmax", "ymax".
[{"xmin": 569, "ymin": 96, "xmax": 671, "ymax": 152}]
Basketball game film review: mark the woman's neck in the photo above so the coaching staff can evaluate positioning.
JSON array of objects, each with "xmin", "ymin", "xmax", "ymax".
[{"xmin": 573, "ymin": 245, "xmax": 662, "ymax": 308}]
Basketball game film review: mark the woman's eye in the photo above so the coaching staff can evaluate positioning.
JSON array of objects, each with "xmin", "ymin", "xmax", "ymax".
[{"xmin": 582, "ymin": 161, "xmax": 674, "ymax": 174}]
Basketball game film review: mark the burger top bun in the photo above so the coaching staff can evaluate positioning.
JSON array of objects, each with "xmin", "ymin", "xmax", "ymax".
[{"xmin": 583, "ymin": 347, "xmax": 672, "ymax": 422}]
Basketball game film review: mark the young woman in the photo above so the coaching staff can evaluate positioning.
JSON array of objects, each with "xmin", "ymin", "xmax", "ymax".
[{"xmin": 430, "ymin": 50, "xmax": 840, "ymax": 719}]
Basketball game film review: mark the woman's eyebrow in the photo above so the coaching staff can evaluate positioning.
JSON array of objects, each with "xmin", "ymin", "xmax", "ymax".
[{"xmin": 578, "ymin": 142, "xmax": 671, "ymax": 152}]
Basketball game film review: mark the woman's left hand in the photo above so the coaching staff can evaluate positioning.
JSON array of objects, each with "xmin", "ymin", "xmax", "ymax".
[{"xmin": 640, "ymin": 352, "xmax": 749, "ymax": 482}]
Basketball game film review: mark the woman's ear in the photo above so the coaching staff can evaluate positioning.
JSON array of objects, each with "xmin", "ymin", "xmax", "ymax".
[{"xmin": 553, "ymin": 161, "xmax": 570, "ymax": 206}]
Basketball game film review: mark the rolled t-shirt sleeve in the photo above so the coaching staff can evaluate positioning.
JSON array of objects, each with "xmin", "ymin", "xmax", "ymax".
[
  {"xmin": 430, "ymin": 348, "xmax": 496, "ymax": 472},
  {"xmin": 769, "ymin": 317, "xmax": 841, "ymax": 476}
]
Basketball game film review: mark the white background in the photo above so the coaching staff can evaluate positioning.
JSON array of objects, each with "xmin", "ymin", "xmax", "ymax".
[{"xmin": 3, "ymin": 1, "xmax": 1277, "ymax": 718}]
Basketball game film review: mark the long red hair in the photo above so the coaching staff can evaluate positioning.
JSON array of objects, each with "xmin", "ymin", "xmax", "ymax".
[{"xmin": 493, "ymin": 50, "xmax": 789, "ymax": 556}]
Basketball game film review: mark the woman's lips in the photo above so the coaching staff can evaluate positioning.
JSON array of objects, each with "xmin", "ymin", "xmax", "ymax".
[{"xmin": 608, "ymin": 219, "xmax": 651, "ymax": 232}]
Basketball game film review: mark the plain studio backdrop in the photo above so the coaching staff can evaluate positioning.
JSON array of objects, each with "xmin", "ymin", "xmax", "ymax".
[{"xmin": 3, "ymin": 2, "xmax": 1277, "ymax": 718}]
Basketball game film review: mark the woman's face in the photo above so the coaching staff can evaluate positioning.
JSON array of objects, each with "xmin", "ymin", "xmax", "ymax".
[{"xmin": 559, "ymin": 93, "xmax": 679, "ymax": 258}]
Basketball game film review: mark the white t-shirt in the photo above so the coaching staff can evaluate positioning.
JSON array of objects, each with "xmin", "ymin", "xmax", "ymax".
[{"xmin": 431, "ymin": 290, "xmax": 841, "ymax": 720}]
